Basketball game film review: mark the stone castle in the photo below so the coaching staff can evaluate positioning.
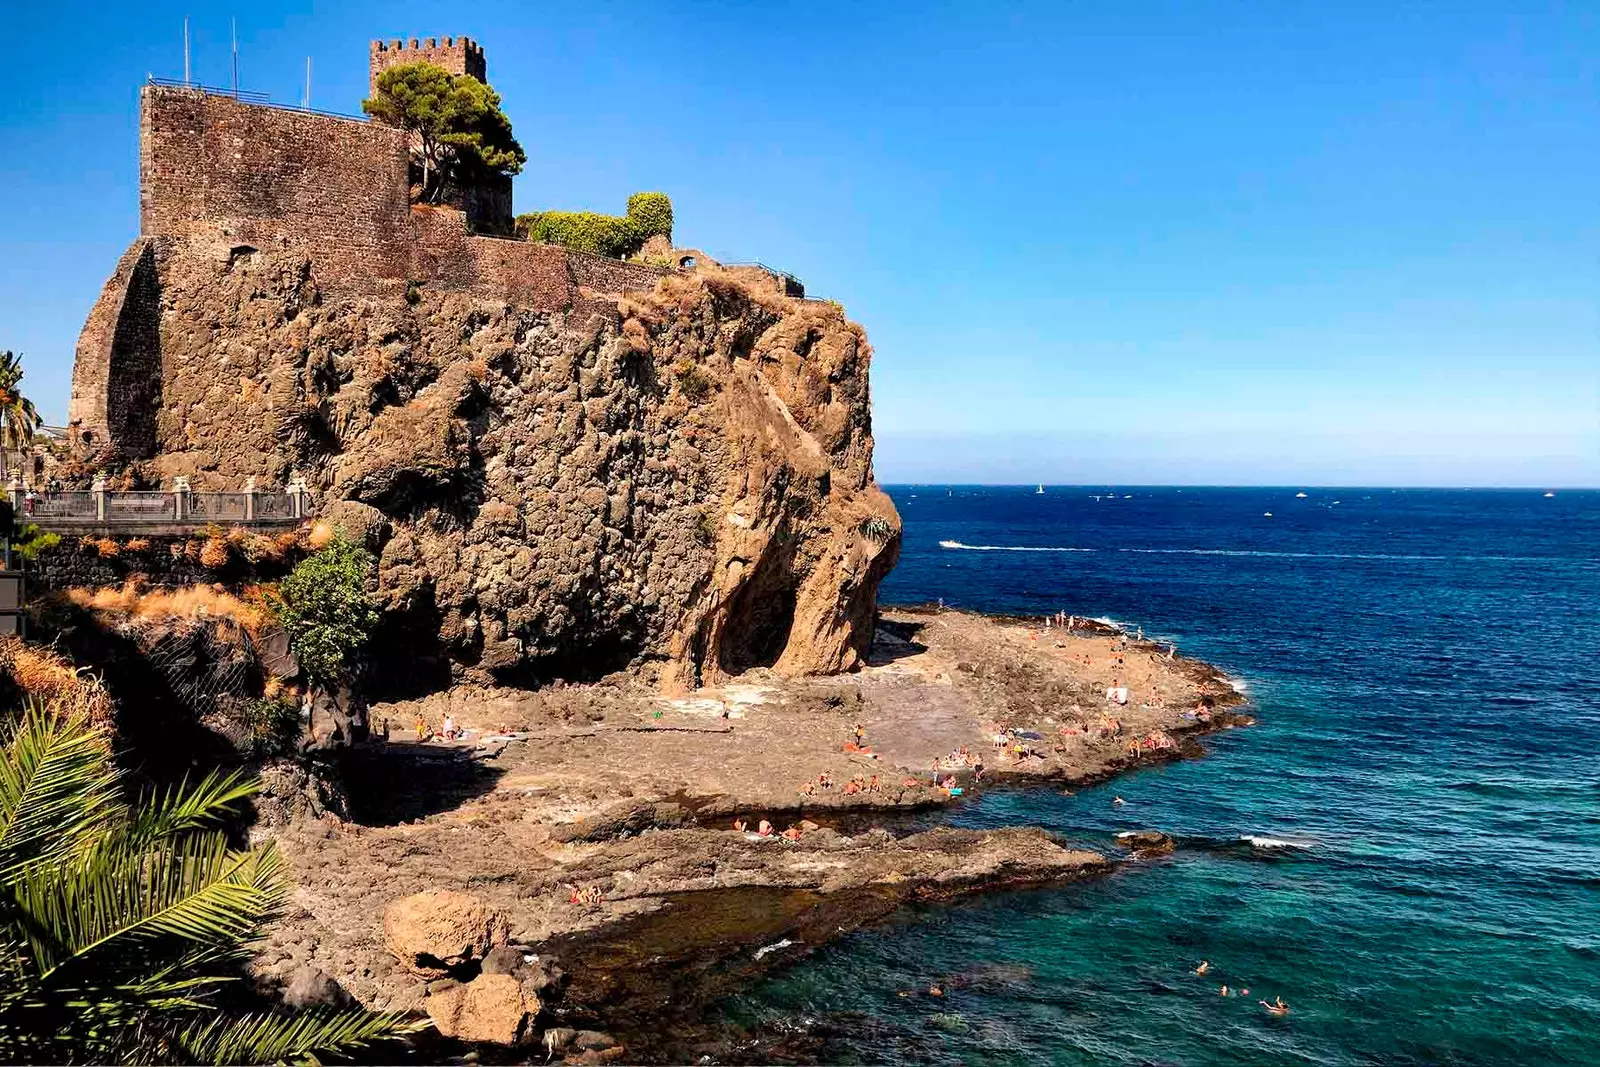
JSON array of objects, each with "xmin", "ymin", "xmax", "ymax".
[
  {"xmin": 70, "ymin": 36, "xmax": 670, "ymax": 459},
  {"xmin": 63, "ymin": 36, "xmax": 900, "ymax": 690}
]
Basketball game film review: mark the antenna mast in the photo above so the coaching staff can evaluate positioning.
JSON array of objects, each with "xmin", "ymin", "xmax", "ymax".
[
  {"xmin": 303, "ymin": 56, "xmax": 312, "ymax": 108},
  {"xmin": 183, "ymin": 16, "xmax": 190, "ymax": 86},
  {"xmin": 231, "ymin": 18, "xmax": 239, "ymax": 94}
]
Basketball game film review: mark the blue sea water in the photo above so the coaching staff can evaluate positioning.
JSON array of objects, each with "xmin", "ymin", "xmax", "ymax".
[{"xmin": 718, "ymin": 487, "xmax": 1600, "ymax": 1065}]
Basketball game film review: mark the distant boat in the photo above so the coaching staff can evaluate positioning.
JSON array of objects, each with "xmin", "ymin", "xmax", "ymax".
[
  {"xmin": 1263, "ymin": 512, "xmax": 1274, "ymax": 517},
  {"xmin": 1296, "ymin": 492, "xmax": 1307, "ymax": 498},
  {"xmin": 1036, "ymin": 484, "xmax": 1044, "ymax": 495},
  {"xmin": 1544, "ymin": 492, "xmax": 1556, "ymax": 498}
]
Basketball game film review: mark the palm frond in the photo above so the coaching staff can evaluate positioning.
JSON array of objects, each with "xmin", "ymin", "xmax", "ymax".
[
  {"xmin": 170, "ymin": 1007, "xmax": 424, "ymax": 1065},
  {"xmin": 0, "ymin": 702, "xmax": 118, "ymax": 886},
  {"xmin": 16, "ymin": 835, "xmax": 283, "ymax": 978},
  {"xmin": 124, "ymin": 769, "xmax": 260, "ymax": 844}
]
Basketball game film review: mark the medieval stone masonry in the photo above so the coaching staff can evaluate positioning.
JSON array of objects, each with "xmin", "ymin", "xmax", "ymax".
[{"xmin": 71, "ymin": 38, "xmax": 668, "ymax": 454}]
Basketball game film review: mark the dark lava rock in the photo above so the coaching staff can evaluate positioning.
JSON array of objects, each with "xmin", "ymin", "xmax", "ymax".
[
  {"xmin": 480, "ymin": 945, "xmax": 524, "ymax": 976},
  {"xmin": 282, "ymin": 966, "xmax": 356, "ymax": 1009}
]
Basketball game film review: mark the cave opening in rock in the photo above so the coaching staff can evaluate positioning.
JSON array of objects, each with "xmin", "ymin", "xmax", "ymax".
[{"xmin": 718, "ymin": 554, "xmax": 799, "ymax": 674}]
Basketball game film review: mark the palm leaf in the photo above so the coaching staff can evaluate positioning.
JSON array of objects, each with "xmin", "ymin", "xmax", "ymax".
[
  {"xmin": 124, "ymin": 770, "xmax": 260, "ymax": 844},
  {"xmin": 169, "ymin": 1007, "xmax": 424, "ymax": 1065},
  {"xmin": 16, "ymin": 835, "xmax": 283, "ymax": 978},
  {"xmin": 0, "ymin": 703, "xmax": 118, "ymax": 886}
]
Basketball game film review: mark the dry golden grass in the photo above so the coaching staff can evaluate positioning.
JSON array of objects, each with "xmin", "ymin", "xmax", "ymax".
[
  {"xmin": 66, "ymin": 581, "xmax": 268, "ymax": 635},
  {"xmin": 199, "ymin": 538, "xmax": 230, "ymax": 569},
  {"xmin": 78, "ymin": 536, "xmax": 120, "ymax": 559},
  {"xmin": 124, "ymin": 538, "xmax": 151, "ymax": 552},
  {"xmin": 0, "ymin": 637, "xmax": 115, "ymax": 730},
  {"xmin": 621, "ymin": 316, "xmax": 652, "ymax": 354}
]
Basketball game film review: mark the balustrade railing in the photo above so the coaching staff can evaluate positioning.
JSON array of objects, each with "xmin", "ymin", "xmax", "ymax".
[{"xmin": 7, "ymin": 477, "xmax": 313, "ymax": 527}]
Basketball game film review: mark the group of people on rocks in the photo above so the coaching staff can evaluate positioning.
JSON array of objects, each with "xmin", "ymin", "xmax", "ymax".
[
  {"xmin": 733, "ymin": 818, "xmax": 804, "ymax": 843},
  {"xmin": 1125, "ymin": 729, "xmax": 1177, "ymax": 757},
  {"xmin": 799, "ymin": 770, "xmax": 885, "ymax": 797},
  {"xmin": 410, "ymin": 714, "xmax": 468, "ymax": 742},
  {"xmin": 569, "ymin": 884, "xmax": 605, "ymax": 909}
]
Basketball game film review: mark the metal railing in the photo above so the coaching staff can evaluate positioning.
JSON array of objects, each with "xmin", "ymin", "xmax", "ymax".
[{"xmin": 145, "ymin": 75, "xmax": 368, "ymax": 123}]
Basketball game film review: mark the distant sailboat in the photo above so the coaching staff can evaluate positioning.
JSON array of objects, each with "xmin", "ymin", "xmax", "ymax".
[{"xmin": 1036, "ymin": 484, "xmax": 1044, "ymax": 495}]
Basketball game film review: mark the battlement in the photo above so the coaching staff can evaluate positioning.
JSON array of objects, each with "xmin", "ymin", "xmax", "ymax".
[{"xmin": 369, "ymin": 35, "xmax": 486, "ymax": 93}]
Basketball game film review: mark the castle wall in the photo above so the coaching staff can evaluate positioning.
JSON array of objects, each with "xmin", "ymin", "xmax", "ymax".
[
  {"xmin": 567, "ymin": 249, "xmax": 673, "ymax": 295},
  {"xmin": 409, "ymin": 208, "xmax": 668, "ymax": 309},
  {"xmin": 70, "ymin": 240, "xmax": 153, "ymax": 453},
  {"xmin": 140, "ymin": 86, "xmax": 413, "ymax": 287},
  {"xmin": 77, "ymin": 83, "xmax": 678, "ymax": 460}
]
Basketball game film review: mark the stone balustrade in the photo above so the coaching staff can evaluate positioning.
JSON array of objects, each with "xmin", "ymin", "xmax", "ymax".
[{"xmin": 8, "ymin": 475, "xmax": 313, "ymax": 529}]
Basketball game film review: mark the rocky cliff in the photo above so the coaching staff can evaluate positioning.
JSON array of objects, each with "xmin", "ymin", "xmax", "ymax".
[{"xmin": 92, "ymin": 239, "xmax": 899, "ymax": 692}]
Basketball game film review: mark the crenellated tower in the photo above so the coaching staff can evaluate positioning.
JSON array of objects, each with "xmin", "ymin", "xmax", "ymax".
[
  {"xmin": 367, "ymin": 35, "xmax": 511, "ymax": 236},
  {"xmin": 369, "ymin": 36, "xmax": 486, "ymax": 93}
]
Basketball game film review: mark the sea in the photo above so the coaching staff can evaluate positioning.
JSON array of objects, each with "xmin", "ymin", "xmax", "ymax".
[{"xmin": 714, "ymin": 486, "xmax": 1600, "ymax": 1065}]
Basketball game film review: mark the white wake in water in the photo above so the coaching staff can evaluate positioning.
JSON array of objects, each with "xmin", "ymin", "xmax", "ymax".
[
  {"xmin": 935, "ymin": 541, "xmax": 1590, "ymax": 564},
  {"xmin": 1240, "ymin": 835, "xmax": 1315, "ymax": 850},
  {"xmin": 938, "ymin": 540, "xmax": 1096, "ymax": 552}
]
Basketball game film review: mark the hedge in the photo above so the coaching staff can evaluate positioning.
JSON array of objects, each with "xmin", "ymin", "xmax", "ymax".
[{"xmin": 515, "ymin": 191, "xmax": 674, "ymax": 258}]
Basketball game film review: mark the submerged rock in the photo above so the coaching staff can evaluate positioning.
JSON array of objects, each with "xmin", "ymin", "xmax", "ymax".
[{"xmin": 1116, "ymin": 829, "xmax": 1175, "ymax": 855}]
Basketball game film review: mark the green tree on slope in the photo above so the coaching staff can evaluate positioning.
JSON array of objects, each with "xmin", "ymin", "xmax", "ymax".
[
  {"xmin": 272, "ymin": 535, "xmax": 379, "ymax": 694},
  {"xmin": 0, "ymin": 701, "xmax": 412, "ymax": 1062},
  {"xmin": 0, "ymin": 352, "xmax": 40, "ymax": 481},
  {"xmin": 362, "ymin": 62, "xmax": 526, "ymax": 203}
]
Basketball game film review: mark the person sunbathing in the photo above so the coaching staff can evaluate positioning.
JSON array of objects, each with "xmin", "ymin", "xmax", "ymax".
[{"xmin": 757, "ymin": 820, "xmax": 774, "ymax": 837}]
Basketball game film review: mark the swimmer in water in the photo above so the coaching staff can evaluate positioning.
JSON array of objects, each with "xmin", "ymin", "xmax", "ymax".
[
  {"xmin": 1113, "ymin": 796, "xmax": 1126, "ymax": 806},
  {"xmin": 1260, "ymin": 996, "xmax": 1290, "ymax": 1016},
  {"xmin": 1193, "ymin": 960, "xmax": 1210, "ymax": 976},
  {"xmin": 1219, "ymin": 984, "xmax": 1231, "ymax": 997}
]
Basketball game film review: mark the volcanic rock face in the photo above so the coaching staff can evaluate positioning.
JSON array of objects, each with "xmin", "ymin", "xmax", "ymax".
[{"xmin": 110, "ymin": 240, "xmax": 900, "ymax": 690}]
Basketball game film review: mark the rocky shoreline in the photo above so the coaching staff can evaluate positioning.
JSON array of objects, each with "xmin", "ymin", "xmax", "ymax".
[{"xmin": 252, "ymin": 608, "xmax": 1248, "ymax": 1062}]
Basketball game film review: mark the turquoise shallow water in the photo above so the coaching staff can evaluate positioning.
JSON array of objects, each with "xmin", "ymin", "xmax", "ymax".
[{"xmin": 714, "ymin": 487, "xmax": 1600, "ymax": 1065}]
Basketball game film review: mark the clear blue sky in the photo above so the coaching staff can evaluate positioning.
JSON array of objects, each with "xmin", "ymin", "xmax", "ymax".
[{"xmin": 2, "ymin": 1, "xmax": 1595, "ymax": 486}]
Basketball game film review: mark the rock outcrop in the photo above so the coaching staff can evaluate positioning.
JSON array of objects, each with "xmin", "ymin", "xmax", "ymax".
[
  {"xmin": 383, "ymin": 889, "xmax": 509, "ymax": 977},
  {"xmin": 423, "ymin": 973, "xmax": 540, "ymax": 1045},
  {"xmin": 85, "ymin": 239, "xmax": 899, "ymax": 692}
]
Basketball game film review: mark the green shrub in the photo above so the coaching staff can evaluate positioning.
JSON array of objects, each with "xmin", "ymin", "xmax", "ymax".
[
  {"xmin": 11, "ymin": 523, "xmax": 59, "ymax": 563},
  {"xmin": 858, "ymin": 516, "xmax": 895, "ymax": 544},
  {"xmin": 516, "ymin": 192, "xmax": 674, "ymax": 259},
  {"xmin": 241, "ymin": 693, "xmax": 301, "ymax": 756},
  {"xmin": 626, "ymin": 191, "xmax": 673, "ymax": 242},
  {"xmin": 269, "ymin": 535, "xmax": 378, "ymax": 690},
  {"xmin": 515, "ymin": 211, "xmax": 639, "ymax": 258},
  {"xmin": 675, "ymin": 360, "xmax": 713, "ymax": 401}
]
